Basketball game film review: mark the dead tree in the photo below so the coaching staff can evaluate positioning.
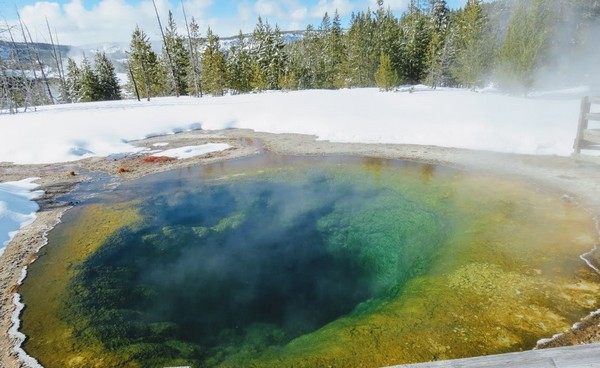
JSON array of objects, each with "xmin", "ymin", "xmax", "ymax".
[
  {"xmin": 17, "ymin": 11, "xmax": 54, "ymax": 104},
  {"xmin": 46, "ymin": 18, "xmax": 67, "ymax": 102}
]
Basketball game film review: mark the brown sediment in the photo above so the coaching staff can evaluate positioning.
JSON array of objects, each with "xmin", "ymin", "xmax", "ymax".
[{"xmin": 0, "ymin": 129, "xmax": 599, "ymax": 367}]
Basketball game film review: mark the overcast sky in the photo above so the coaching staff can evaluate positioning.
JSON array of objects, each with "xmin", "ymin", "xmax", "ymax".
[{"xmin": 1, "ymin": 0, "xmax": 469, "ymax": 46}]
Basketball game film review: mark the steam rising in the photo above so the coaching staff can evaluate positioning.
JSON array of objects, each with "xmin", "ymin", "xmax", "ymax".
[{"xmin": 67, "ymin": 166, "xmax": 447, "ymax": 365}]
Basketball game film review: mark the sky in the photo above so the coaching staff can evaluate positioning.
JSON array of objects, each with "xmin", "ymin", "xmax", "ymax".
[{"xmin": 0, "ymin": 0, "xmax": 468, "ymax": 46}]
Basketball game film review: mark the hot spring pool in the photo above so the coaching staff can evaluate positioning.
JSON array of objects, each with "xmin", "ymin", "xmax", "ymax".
[{"xmin": 19, "ymin": 154, "xmax": 600, "ymax": 368}]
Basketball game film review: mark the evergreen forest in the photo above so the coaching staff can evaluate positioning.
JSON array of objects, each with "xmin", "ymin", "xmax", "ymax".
[{"xmin": 2, "ymin": 0, "xmax": 599, "ymax": 111}]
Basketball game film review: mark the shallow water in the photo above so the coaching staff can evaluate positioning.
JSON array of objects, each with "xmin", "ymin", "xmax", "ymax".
[{"xmin": 19, "ymin": 154, "xmax": 600, "ymax": 368}]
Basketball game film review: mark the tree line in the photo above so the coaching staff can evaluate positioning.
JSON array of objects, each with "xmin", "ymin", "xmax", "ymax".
[
  {"xmin": 124, "ymin": 0, "xmax": 600, "ymax": 98},
  {"xmin": 2, "ymin": 0, "xmax": 599, "ymax": 112}
]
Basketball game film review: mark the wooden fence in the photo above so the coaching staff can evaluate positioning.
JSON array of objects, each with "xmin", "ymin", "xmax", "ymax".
[{"xmin": 573, "ymin": 96, "xmax": 600, "ymax": 154}]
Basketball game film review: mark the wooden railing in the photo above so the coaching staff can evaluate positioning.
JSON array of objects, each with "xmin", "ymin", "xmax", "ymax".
[{"xmin": 574, "ymin": 96, "xmax": 600, "ymax": 154}]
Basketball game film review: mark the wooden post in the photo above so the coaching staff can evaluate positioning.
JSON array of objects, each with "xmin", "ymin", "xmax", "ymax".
[{"xmin": 574, "ymin": 96, "xmax": 591, "ymax": 154}]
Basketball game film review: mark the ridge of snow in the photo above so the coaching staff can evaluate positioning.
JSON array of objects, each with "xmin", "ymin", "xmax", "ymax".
[{"xmin": 0, "ymin": 88, "xmax": 585, "ymax": 166}]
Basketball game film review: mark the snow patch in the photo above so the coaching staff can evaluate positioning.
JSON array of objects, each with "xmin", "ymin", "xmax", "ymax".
[
  {"xmin": 151, "ymin": 143, "xmax": 231, "ymax": 159},
  {"xmin": 0, "ymin": 179, "xmax": 43, "ymax": 256},
  {"xmin": 152, "ymin": 142, "xmax": 169, "ymax": 147}
]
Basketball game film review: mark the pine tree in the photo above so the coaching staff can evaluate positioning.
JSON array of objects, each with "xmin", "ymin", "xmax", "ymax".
[
  {"xmin": 450, "ymin": 0, "xmax": 494, "ymax": 88},
  {"xmin": 398, "ymin": 0, "xmax": 431, "ymax": 84},
  {"xmin": 495, "ymin": 0, "xmax": 551, "ymax": 92},
  {"xmin": 184, "ymin": 16, "xmax": 202, "ymax": 97},
  {"xmin": 79, "ymin": 56, "xmax": 99, "ymax": 102},
  {"xmin": 343, "ymin": 11, "xmax": 378, "ymax": 87},
  {"xmin": 163, "ymin": 11, "xmax": 189, "ymax": 96},
  {"xmin": 329, "ymin": 10, "xmax": 347, "ymax": 88},
  {"xmin": 65, "ymin": 58, "xmax": 81, "ymax": 103},
  {"xmin": 127, "ymin": 26, "xmax": 164, "ymax": 100},
  {"xmin": 94, "ymin": 52, "xmax": 121, "ymax": 100},
  {"xmin": 201, "ymin": 27, "xmax": 227, "ymax": 96},
  {"xmin": 425, "ymin": 0, "xmax": 451, "ymax": 88},
  {"xmin": 250, "ymin": 18, "xmax": 287, "ymax": 90},
  {"xmin": 227, "ymin": 31, "xmax": 253, "ymax": 93},
  {"xmin": 375, "ymin": 52, "xmax": 399, "ymax": 91}
]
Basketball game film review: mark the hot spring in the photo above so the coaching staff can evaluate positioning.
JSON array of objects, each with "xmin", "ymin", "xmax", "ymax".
[{"xmin": 18, "ymin": 154, "xmax": 600, "ymax": 368}]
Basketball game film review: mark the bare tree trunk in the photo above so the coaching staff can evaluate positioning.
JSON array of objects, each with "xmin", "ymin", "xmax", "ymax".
[
  {"xmin": 127, "ymin": 62, "xmax": 141, "ymax": 101},
  {"xmin": 16, "ymin": 11, "xmax": 43, "ymax": 106},
  {"xmin": 181, "ymin": 0, "xmax": 201, "ymax": 98},
  {"xmin": 55, "ymin": 30, "xmax": 66, "ymax": 92},
  {"xmin": 151, "ymin": 0, "xmax": 179, "ymax": 97},
  {"xmin": 140, "ymin": 57, "xmax": 151, "ymax": 101},
  {"xmin": 46, "ymin": 18, "xmax": 67, "ymax": 102},
  {"xmin": 20, "ymin": 16, "xmax": 54, "ymax": 104}
]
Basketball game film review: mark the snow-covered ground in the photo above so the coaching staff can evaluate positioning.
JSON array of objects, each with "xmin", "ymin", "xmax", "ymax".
[
  {"xmin": 0, "ymin": 87, "xmax": 588, "ymax": 165},
  {"xmin": 0, "ymin": 179, "xmax": 43, "ymax": 256},
  {"xmin": 0, "ymin": 86, "xmax": 592, "ymax": 256}
]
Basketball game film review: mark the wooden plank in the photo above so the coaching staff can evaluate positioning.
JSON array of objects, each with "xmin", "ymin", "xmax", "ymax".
[
  {"xmin": 385, "ymin": 343, "xmax": 600, "ymax": 368},
  {"xmin": 586, "ymin": 113, "xmax": 600, "ymax": 121},
  {"xmin": 574, "ymin": 96, "xmax": 591, "ymax": 153},
  {"xmin": 583, "ymin": 129, "xmax": 600, "ymax": 145}
]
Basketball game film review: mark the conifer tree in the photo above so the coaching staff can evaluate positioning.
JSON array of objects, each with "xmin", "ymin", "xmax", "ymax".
[
  {"xmin": 127, "ymin": 26, "xmax": 164, "ymax": 100},
  {"xmin": 65, "ymin": 58, "xmax": 81, "ymax": 103},
  {"xmin": 250, "ymin": 18, "xmax": 287, "ymax": 90},
  {"xmin": 183, "ymin": 16, "xmax": 202, "ymax": 97},
  {"xmin": 329, "ymin": 10, "xmax": 347, "ymax": 88},
  {"xmin": 201, "ymin": 27, "xmax": 227, "ymax": 96},
  {"xmin": 375, "ymin": 52, "xmax": 399, "ymax": 91},
  {"xmin": 495, "ymin": 0, "xmax": 551, "ymax": 91},
  {"xmin": 425, "ymin": 0, "xmax": 451, "ymax": 88},
  {"xmin": 163, "ymin": 11, "xmax": 189, "ymax": 96},
  {"xmin": 94, "ymin": 52, "xmax": 121, "ymax": 100},
  {"xmin": 450, "ymin": 0, "xmax": 493, "ymax": 87},
  {"xmin": 227, "ymin": 31, "xmax": 253, "ymax": 93},
  {"xmin": 398, "ymin": 0, "xmax": 430, "ymax": 84},
  {"xmin": 343, "ymin": 11, "xmax": 377, "ymax": 87},
  {"xmin": 79, "ymin": 56, "xmax": 99, "ymax": 102}
]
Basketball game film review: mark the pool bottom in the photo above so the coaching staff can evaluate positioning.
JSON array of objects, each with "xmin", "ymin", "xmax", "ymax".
[{"xmin": 18, "ymin": 155, "xmax": 600, "ymax": 368}]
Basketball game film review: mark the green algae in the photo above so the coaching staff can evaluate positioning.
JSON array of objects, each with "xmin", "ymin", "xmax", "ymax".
[{"xmin": 19, "ymin": 155, "xmax": 600, "ymax": 368}]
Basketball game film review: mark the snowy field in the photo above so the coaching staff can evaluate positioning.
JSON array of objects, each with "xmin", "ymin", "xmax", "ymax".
[
  {"xmin": 0, "ymin": 87, "xmax": 591, "ymax": 255},
  {"xmin": 0, "ymin": 179, "xmax": 43, "ymax": 256}
]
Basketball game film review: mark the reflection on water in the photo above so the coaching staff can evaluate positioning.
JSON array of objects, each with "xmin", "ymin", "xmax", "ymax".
[{"xmin": 19, "ymin": 154, "xmax": 600, "ymax": 368}]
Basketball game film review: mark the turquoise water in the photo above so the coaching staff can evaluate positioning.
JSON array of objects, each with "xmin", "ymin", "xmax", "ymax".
[{"xmin": 65, "ymin": 155, "xmax": 450, "ymax": 366}]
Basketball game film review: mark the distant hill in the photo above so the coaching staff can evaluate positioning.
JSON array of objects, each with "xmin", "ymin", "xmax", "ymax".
[{"xmin": 1, "ymin": 30, "xmax": 306, "ymax": 74}]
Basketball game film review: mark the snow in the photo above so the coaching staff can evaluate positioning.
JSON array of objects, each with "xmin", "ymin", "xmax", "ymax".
[
  {"xmin": 0, "ymin": 179, "xmax": 43, "ymax": 256},
  {"xmin": 151, "ymin": 143, "xmax": 231, "ymax": 159},
  {"xmin": 0, "ymin": 88, "xmax": 586, "ymax": 166},
  {"xmin": 152, "ymin": 142, "xmax": 170, "ymax": 147}
]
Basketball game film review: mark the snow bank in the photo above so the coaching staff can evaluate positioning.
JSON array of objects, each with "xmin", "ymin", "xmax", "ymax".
[
  {"xmin": 0, "ymin": 179, "xmax": 43, "ymax": 256},
  {"xmin": 151, "ymin": 143, "xmax": 231, "ymax": 159},
  {"xmin": 0, "ymin": 88, "xmax": 584, "ymax": 165}
]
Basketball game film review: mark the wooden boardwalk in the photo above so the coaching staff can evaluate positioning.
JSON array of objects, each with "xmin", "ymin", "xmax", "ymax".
[
  {"xmin": 387, "ymin": 343, "xmax": 600, "ymax": 368},
  {"xmin": 573, "ymin": 96, "xmax": 600, "ymax": 159}
]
